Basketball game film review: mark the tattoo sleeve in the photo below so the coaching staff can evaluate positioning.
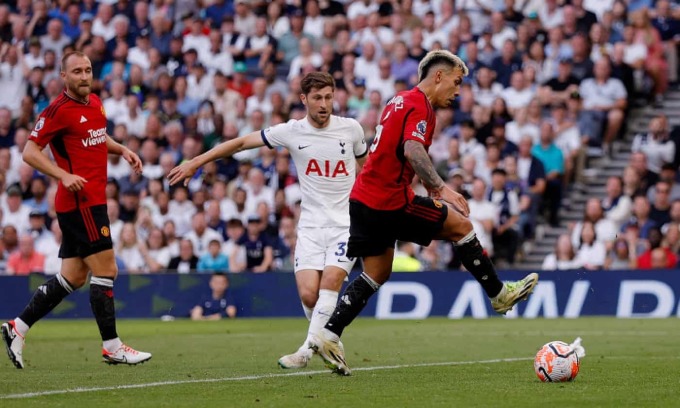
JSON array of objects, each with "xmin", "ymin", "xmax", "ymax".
[{"xmin": 404, "ymin": 140, "xmax": 444, "ymax": 191}]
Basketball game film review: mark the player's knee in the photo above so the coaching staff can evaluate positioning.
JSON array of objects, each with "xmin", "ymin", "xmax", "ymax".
[
  {"xmin": 68, "ymin": 274, "xmax": 88, "ymax": 289},
  {"xmin": 299, "ymin": 290, "xmax": 318, "ymax": 309},
  {"xmin": 442, "ymin": 217, "xmax": 474, "ymax": 242}
]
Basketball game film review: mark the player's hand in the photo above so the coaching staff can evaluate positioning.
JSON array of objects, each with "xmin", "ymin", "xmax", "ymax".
[
  {"xmin": 167, "ymin": 160, "xmax": 199, "ymax": 187},
  {"xmin": 61, "ymin": 173, "xmax": 87, "ymax": 192},
  {"xmin": 122, "ymin": 148, "xmax": 143, "ymax": 174},
  {"xmin": 437, "ymin": 186, "xmax": 470, "ymax": 217}
]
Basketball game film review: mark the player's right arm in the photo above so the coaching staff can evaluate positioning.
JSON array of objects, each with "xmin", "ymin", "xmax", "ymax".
[
  {"xmin": 403, "ymin": 140, "xmax": 470, "ymax": 217},
  {"xmin": 168, "ymin": 131, "xmax": 265, "ymax": 186},
  {"xmin": 23, "ymin": 140, "xmax": 87, "ymax": 192}
]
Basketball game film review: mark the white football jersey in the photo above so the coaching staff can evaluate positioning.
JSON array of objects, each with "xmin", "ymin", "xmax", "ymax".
[{"xmin": 261, "ymin": 115, "xmax": 367, "ymax": 228}]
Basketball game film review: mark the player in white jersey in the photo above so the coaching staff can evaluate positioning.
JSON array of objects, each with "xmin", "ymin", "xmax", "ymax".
[{"xmin": 168, "ymin": 72, "xmax": 368, "ymax": 369}]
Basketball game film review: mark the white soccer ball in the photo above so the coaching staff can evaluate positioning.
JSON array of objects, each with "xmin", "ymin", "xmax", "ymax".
[{"xmin": 534, "ymin": 341, "xmax": 580, "ymax": 382}]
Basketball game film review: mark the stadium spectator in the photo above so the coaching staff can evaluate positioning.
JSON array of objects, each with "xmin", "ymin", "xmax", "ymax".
[
  {"xmin": 602, "ymin": 176, "xmax": 633, "ymax": 229},
  {"xmin": 2, "ymin": 185, "xmax": 30, "ymax": 233},
  {"xmin": 190, "ymin": 273, "xmax": 236, "ymax": 320},
  {"xmin": 237, "ymin": 215, "xmax": 273, "ymax": 273},
  {"xmin": 6, "ymin": 233, "xmax": 45, "ymax": 275},
  {"xmin": 574, "ymin": 221, "xmax": 607, "ymax": 270},
  {"xmin": 116, "ymin": 222, "xmax": 145, "ymax": 274},
  {"xmin": 489, "ymin": 168, "xmax": 521, "ymax": 266},
  {"xmin": 197, "ymin": 239, "xmax": 229, "ymax": 273},
  {"xmin": 542, "ymin": 234, "xmax": 581, "ymax": 270},
  {"xmin": 168, "ymin": 238, "xmax": 199, "ymax": 274},
  {"xmin": 186, "ymin": 211, "xmax": 223, "ymax": 257},
  {"xmin": 632, "ymin": 115, "xmax": 675, "ymax": 177}
]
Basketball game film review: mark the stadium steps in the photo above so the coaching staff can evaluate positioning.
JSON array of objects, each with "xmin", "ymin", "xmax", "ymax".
[{"xmin": 512, "ymin": 88, "xmax": 680, "ymax": 271}]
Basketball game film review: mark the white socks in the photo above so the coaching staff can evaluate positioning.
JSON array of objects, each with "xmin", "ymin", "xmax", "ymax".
[
  {"xmin": 13, "ymin": 318, "xmax": 29, "ymax": 338},
  {"xmin": 302, "ymin": 301, "xmax": 314, "ymax": 321},
  {"xmin": 297, "ymin": 289, "xmax": 339, "ymax": 354},
  {"xmin": 103, "ymin": 337, "xmax": 123, "ymax": 353}
]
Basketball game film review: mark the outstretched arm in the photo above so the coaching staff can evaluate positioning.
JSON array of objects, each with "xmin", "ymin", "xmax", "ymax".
[
  {"xmin": 168, "ymin": 130, "xmax": 265, "ymax": 186},
  {"xmin": 403, "ymin": 140, "xmax": 470, "ymax": 216}
]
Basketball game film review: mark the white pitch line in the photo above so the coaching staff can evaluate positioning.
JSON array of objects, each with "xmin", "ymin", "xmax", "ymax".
[{"xmin": 0, "ymin": 357, "xmax": 531, "ymax": 400}]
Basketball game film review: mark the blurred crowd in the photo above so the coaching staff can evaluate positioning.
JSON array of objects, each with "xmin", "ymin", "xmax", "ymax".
[{"xmin": 0, "ymin": 0, "xmax": 678, "ymax": 275}]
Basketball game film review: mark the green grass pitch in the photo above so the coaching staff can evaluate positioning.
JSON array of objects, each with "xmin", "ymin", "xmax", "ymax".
[{"xmin": 1, "ymin": 318, "xmax": 679, "ymax": 407}]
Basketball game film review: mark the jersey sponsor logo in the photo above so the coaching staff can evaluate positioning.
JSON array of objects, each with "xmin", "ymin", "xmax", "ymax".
[
  {"xmin": 80, "ymin": 115, "xmax": 87, "ymax": 123},
  {"xmin": 298, "ymin": 144, "xmax": 311, "ymax": 150},
  {"xmin": 416, "ymin": 120, "xmax": 427, "ymax": 135},
  {"xmin": 34, "ymin": 117, "xmax": 45, "ymax": 132},
  {"xmin": 305, "ymin": 159, "xmax": 349, "ymax": 177},
  {"xmin": 83, "ymin": 127, "xmax": 107, "ymax": 147},
  {"xmin": 101, "ymin": 226, "xmax": 110, "ymax": 237}
]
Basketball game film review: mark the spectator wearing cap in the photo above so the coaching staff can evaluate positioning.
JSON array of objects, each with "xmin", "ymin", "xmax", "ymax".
[
  {"xmin": 277, "ymin": 8, "xmax": 314, "ymax": 66},
  {"xmin": 6, "ymin": 234, "xmax": 45, "ymax": 276},
  {"xmin": 2, "ymin": 185, "xmax": 30, "ymax": 233},
  {"xmin": 127, "ymin": 28, "xmax": 153, "ymax": 71},
  {"xmin": 227, "ymin": 61, "xmax": 254, "ymax": 99},
  {"xmin": 27, "ymin": 208, "xmax": 53, "ymax": 248},
  {"xmin": 237, "ymin": 215, "xmax": 274, "ymax": 273},
  {"xmin": 348, "ymin": 77, "xmax": 370, "ymax": 118},
  {"xmin": 243, "ymin": 17, "xmax": 278, "ymax": 73}
]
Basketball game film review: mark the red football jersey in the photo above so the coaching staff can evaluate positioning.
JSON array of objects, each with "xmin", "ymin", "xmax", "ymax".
[
  {"xmin": 350, "ymin": 87, "xmax": 436, "ymax": 210},
  {"xmin": 29, "ymin": 91, "xmax": 109, "ymax": 213}
]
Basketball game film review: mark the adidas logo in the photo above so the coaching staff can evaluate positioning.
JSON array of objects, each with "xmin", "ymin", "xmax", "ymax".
[
  {"xmin": 341, "ymin": 295, "xmax": 351, "ymax": 305},
  {"xmin": 80, "ymin": 115, "xmax": 87, "ymax": 123}
]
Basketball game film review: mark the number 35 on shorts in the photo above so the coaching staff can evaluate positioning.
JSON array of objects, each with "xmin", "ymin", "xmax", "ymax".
[{"xmin": 335, "ymin": 242, "xmax": 354, "ymax": 263}]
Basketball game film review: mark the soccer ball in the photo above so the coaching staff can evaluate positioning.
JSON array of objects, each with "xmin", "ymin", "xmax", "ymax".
[{"xmin": 534, "ymin": 341, "xmax": 580, "ymax": 382}]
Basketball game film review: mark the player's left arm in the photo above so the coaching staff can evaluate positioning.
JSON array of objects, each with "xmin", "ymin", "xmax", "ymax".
[{"xmin": 106, "ymin": 135, "xmax": 143, "ymax": 174}]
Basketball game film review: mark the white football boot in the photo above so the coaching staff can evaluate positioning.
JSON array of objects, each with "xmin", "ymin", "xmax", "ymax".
[
  {"xmin": 310, "ymin": 329, "xmax": 350, "ymax": 376},
  {"xmin": 278, "ymin": 348, "xmax": 313, "ymax": 369},
  {"xmin": 1, "ymin": 321, "xmax": 25, "ymax": 369},
  {"xmin": 102, "ymin": 344, "xmax": 152, "ymax": 365}
]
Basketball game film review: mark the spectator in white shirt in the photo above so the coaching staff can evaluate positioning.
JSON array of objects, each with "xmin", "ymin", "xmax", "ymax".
[
  {"xmin": 245, "ymin": 78, "xmax": 273, "ymax": 117},
  {"xmin": 632, "ymin": 115, "xmax": 676, "ymax": 176},
  {"xmin": 127, "ymin": 29, "xmax": 153, "ymax": 71},
  {"xmin": 186, "ymin": 63, "xmax": 213, "ymax": 102},
  {"xmin": 490, "ymin": 12, "xmax": 517, "ymax": 51},
  {"xmin": 501, "ymin": 71, "xmax": 536, "ymax": 113},
  {"xmin": 92, "ymin": 3, "xmax": 116, "ymax": 41},
  {"xmin": 468, "ymin": 178, "xmax": 499, "ymax": 256},
  {"xmin": 185, "ymin": 212, "xmax": 224, "ymax": 257},
  {"xmin": 103, "ymin": 79, "xmax": 128, "ymax": 125}
]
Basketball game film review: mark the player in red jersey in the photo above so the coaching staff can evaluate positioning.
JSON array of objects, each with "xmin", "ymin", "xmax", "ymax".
[
  {"xmin": 1, "ymin": 51, "xmax": 151, "ymax": 369},
  {"xmin": 310, "ymin": 51, "xmax": 540, "ymax": 375}
]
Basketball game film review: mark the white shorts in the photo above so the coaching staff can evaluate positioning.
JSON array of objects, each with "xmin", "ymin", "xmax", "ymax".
[{"xmin": 294, "ymin": 227, "xmax": 356, "ymax": 274}]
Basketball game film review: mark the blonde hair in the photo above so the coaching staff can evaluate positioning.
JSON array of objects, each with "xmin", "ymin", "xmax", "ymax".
[{"xmin": 417, "ymin": 50, "xmax": 469, "ymax": 82}]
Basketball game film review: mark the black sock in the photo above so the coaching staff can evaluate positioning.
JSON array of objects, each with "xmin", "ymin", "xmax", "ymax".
[
  {"xmin": 325, "ymin": 272, "xmax": 379, "ymax": 337},
  {"xmin": 456, "ymin": 233, "xmax": 504, "ymax": 298},
  {"xmin": 18, "ymin": 274, "xmax": 74, "ymax": 327},
  {"xmin": 90, "ymin": 277, "xmax": 118, "ymax": 341}
]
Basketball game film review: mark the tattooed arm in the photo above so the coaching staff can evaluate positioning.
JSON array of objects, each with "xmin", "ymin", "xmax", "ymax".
[
  {"xmin": 403, "ymin": 140, "xmax": 444, "ymax": 191},
  {"xmin": 404, "ymin": 140, "xmax": 470, "ymax": 216}
]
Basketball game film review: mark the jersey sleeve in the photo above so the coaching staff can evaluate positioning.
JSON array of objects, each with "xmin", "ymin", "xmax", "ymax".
[
  {"xmin": 402, "ymin": 105, "xmax": 431, "ymax": 146},
  {"xmin": 351, "ymin": 120, "xmax": 368, "ymax": 158},
  {"xmin": 29, "ymin": 113, "xmax": 65, "ymax": 148},
  {"xmin": 260, "ymin": 120, "xmax": 293, "ymax": 150}
]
